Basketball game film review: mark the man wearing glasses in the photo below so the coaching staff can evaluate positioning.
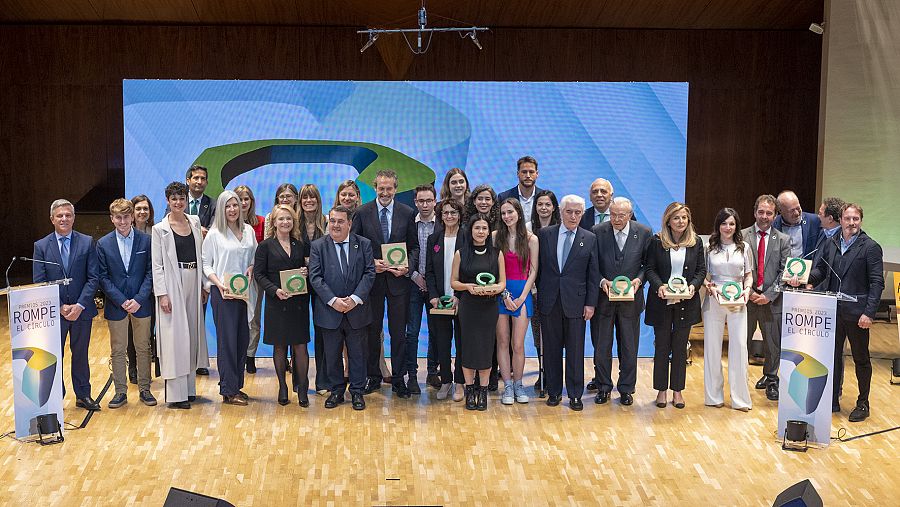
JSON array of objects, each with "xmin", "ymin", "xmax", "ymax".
[{"xmin": 404, "ymin": 184, "xmax": 437, "ymax": 394}]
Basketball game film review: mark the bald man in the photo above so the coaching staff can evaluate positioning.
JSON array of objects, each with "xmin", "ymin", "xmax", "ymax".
[{"xmin": 773, "ymin": 190, "xmax": 821, "ymax": 259}]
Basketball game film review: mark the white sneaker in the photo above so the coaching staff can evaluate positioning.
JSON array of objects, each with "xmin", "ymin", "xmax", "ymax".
[
  {"xmin": 451, "ymin": 383, "xmax": 464, "ymax": 402},
  {"xmin": 501, "ymin": 383, "xmax": 514, "ymax": 405},
  {"xmin": 436, "ymin": 383, "xmax": 452, "ymax": 400},
  {"xmin": 514, "ymin": 381, "xmax": 529, "ymax": 404}
]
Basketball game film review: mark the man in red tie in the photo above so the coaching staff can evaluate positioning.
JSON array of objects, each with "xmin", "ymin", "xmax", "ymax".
[{"xmin": 741, "ymin": 195, "xmax": 790, "ymax": 401}]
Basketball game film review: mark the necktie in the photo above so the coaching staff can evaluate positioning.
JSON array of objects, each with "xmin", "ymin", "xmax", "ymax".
[
  {"xmin": 595, "ymin": 212, "xmax": 606, "ymax": 225},
  {"xmin": 757, "ymin": 230, "xmax": 767, "ymax": 288},
  {"xmin": 190, "ymin": 199, "xmax": 199, "ymax": 215},
  {"xmin": 380, "ymin": 207, "xmax": 390, "ymax": 243},
  {"xmin": 339, "ymin": 241, "xmax": 349, "ymax": 279},
  {"xmin": 60, "ymin": 236, "xmax": 70, "ymax": 272},
  {"xmin": 560, "ymin": 230, "xmax": 573, "ymax": 271},
  {"xmin": 616, "ymin": 230, "xmax": 626, "ymax": 251}
]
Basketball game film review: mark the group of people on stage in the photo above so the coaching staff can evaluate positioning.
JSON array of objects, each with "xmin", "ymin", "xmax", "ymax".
[{"xmin": 34, "ymin": 158, "xmax": 883, "ymax": 421}]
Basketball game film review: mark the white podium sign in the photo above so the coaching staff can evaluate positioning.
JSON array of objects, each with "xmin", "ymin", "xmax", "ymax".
[
  {"xmin": 8, "ymin": 284, "xmax": 65, "ymax": 438},
  {"xmin": 778, "ymin": 291, "xmax": 837, "ymax": 446}
]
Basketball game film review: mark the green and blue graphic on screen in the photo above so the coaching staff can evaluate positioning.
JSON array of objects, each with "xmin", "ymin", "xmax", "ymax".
[
  {"xmin": 12, "ymin": 347, "xmax": 58, "ymax": 407},
  {"xmin": 781, "ymin": 349, "xmax": 829, "ymax": 414},
  {"xmin": 124, "ymin": 80, "xmax": 688, "ymax": 358}
]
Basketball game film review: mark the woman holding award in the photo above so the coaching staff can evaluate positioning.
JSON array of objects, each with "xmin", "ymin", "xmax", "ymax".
[
  {"xmin": 254, "ymin": 204, "xmax": 311, "ymax": 406},
  {"xmin": 451, "ymin": 213, "xmax": 506, "ymax": 411},
  {"xmin": 202, "ymin": 190, "xmax": 258, "ymax": 406},
  {"xmin": 644, "ymin": 202, "xmax": 706, "ymax": 409},
  {"xmin": 702, "ymin": 208, "xmax": 754, "ymax": 412}
]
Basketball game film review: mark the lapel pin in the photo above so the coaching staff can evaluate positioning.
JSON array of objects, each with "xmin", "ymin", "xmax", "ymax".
[
  {"xmin": 579, "ymin": 242, "xmax": 584, "ymax": 247},
  {"xmin": 354, "ymin": 243, "xmax": 359, "ymax": 249}
]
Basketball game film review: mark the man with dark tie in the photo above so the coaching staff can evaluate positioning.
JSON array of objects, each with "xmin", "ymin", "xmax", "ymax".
[
  {"xmin": 33, "ymin": 199, "xmax": 100, "ymax": 411},
  {"xmin": 742, "ymin": 194, "xmax": 790, "ymax": 401},
  {"xmin": 309, "ymin": 206, "xmax": 376, "ymax": 410},
  {"xmin": 97, "ymin": 198, "xmax": 156, "ymax": 408},
  {"xmin": 773, "ymin": 190, "xmax": 821, "ymax": 259},
  {"xmin": 580, "ymin": 178, "xmax": 615, "ymax": 391},
  {"xmin": 184, "ymin": 164, "xmax": 215, "ymax": 376},
  {"xmin": 536, "ymin": 195, "xmax": 599, "ymax": 410},
  {"xmin": 498, "ymin": 156, "xmax": 543, "ymax": 227},
  {"xmin": 592, "ymin": 196, "xmax": 651, "ymax": 406},
  {"xmin": 350, "ymin": 169, "xmax": 419, "ymax": 397},
  {"xmin": 802, "ymin": 203, "xmax": 883, "ymax": 422}
]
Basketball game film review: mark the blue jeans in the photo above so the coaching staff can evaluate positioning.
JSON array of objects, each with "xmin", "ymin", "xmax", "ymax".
[{"xmin": 405, "ymin": 280, "xmax": 429, "ymax": 375}]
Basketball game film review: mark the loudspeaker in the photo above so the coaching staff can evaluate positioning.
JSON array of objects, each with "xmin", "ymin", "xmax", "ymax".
[
  {"xmin": 163, "ymin": 488, "xmax": 235, "ymax": 507},
  {"xmin": 749, "ymin": 339, "xmax": 765, "ymax": 358},
  {"xmin": 772, "ymin": 479, "xmax": 823, "ymax": 507}
]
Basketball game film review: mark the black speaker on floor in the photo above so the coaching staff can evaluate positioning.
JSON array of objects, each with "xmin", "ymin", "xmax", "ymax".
[
  {"xmin": 772, "ymin": 479, "xmax": 823, "ymax": 507},
  {"xmin": 749, "ymin": 339, "xmax": 765, "ymax": 358},
  {"xmin": 163, "ymin": 488, "xmax": 235, "ymax": 507}
]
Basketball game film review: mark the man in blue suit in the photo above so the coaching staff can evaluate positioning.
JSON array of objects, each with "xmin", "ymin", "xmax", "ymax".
[
  {"xmin": 536, "ymin": 194, "xmax": 599, "ymax": 411},
  {"xmin": 774, "ymin": 190, "xmax": 822, "ymax": 259},
  {"xmin": 97, "ymin": 198, "xmax": 156, "ymax": 409},
  {"xmin": 498, "ymin": 155, "xmax": 542, "ymax": 227},
  {"xmin": 33, "ymin": 199, "xmax": 100, "ymax": 411},
  {"xmin": 309, "ymin": 205, "xmax": 376, "ymax": 411}
]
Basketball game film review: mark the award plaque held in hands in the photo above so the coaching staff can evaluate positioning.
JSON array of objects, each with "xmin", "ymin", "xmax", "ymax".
[
  {"xmin": 223, "ymin": 273, "xmax": 250, "ymax": 301},
  {"xmin": 781, "ymin": 257, "xmax": 811, "ymax": 284},
  {"xmin": 608, "ymin": 275, "xmax": 635, "ymax": 301},
  {"xmin": 280, "ymin": 269, "xmax": 308, "ymax": 296},
  {"xmin": 715, "ymin": 281, "xmax": 746, "ymax": 308},
  {"xmin": 663, "ymin": 275, "xmax": 692, "ymax": 300},
  {"xmin": 474, "ymin": 272, "xmax": 502, "ymax": 296},
  {"xmin": 429, "ymin": 295, "xmax": 458, "ymax": 315},
  {"xmin": 381, "ymin": 243, "xmax": 409, "ymax": 268}
]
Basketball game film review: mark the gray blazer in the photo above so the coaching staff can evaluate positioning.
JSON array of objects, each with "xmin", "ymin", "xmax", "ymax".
[
  {"xmin": 308, "ymin": 234, "xmax": 376, "ymax": 330},
  {"xmin": 741, "ymin": 225, "xmax": 790, "ymax": 310}
]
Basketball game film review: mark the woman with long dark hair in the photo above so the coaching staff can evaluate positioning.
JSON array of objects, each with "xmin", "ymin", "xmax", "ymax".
[
  {"xmin": 494, "ymin": 198, "xmax": 538, "ymax": 404},
  {"xmin": 298, "ymin": 184, "xmax": 330, "ymax": 396},
  {"xmin": 528, "ymin": 189, "xmax": 560, "ymax": 388},
  {"xmin": 644, "ymin": 202, "xmax": 706, "ymax": 409},
  {"xmin": 703, "ymin": 208, "xmax": 754, "ymax": 412}
]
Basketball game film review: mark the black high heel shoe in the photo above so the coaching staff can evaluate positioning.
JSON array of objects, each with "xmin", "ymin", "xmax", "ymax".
[{"xmin": 277, "ymin": 385, "xmax": 289, "ymax": 406}]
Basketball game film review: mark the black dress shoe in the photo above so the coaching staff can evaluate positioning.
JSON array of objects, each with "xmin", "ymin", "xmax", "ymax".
[
  {"xmin": 298, "ymin": 389, "xmax": 309, "ymax": 408},
  {"xmin": 76, "ymin": 396, "xmax": 101, "ymax": 411},
  {"xmin": 246, "ymin": 357, "xmax": 257, "ymax": 374},
  {"xmin": 464, "ymin": 385, "xmax": 477, "ymax": 410},
  {"xmin": 139, "ymin": 390, "xmax": 157, "ymax": 406},
  {"xmin": 392, "ymin": 383, "xmax": 412, "ymax": 399},
  {"xmin": 426, "ymin": 373, "xmax": 442, "ymax": 390},
  {"xmin": 476, "ymin": 386, "xmax": 488, "ymax": 411},
  {"xmin": 546, "ymin": 394, "xmax": 562, "ymax": 407},
  {"xmin": 168, "ymin": 401, "xmax": 191, "ymax": 409},
  {"xmin": 278, "ymin": 385, "xmax": 289, "ymax": 406},
  {"xmin": 488, "ymin": 374, "xmax": 499, "ymax": 392},
  {"xmin": 621, "ymin": 393, "xmax": 634, "ymax": 406},
  {"xmin": 108, "ymin": 393, "xmax": 127, "ymax": 409},
  {"xmin": 586, "ymin": 380, "xmax": 599, "ymax": 392},
  {"xmin": 766, "ymin": 383, "xmax": 779, "ymax": 401},
  {"xmin": 351, "ymin": 393, "xmax": 365, "ymax": 410},
  {"xmin": 407, "ymin": 376, "xmax": 422, "ymax": 394},
  {"xmin": 324, "ymin": 392, "xmax": 345, "ymax": 409},
  {"xmin": 848, "ymin": 402, "xmax": 870, "ymax": 422},
  {"xmin": 196, "ymin": 368, "xmax": 209, "ymax": 376},
  {"xmin": 570, "ymin": 398, "xmax": 584, "ymax": 411},
  {"xmin": 363, "ymin": 378, "xmax": 380, "ymax": 394},
  {"xmin": 595, "ymin": 391, "xmax": 610, "ymax": 404},
  {"xmin": 832, "ymin": 403, "xmax": 841, "ymax": 413},
  {"xmin": 533, "ymin": 374, "xmax": 543, "ymax": 390},
  {"xmin": 755, "ymin": 376, "xmax": 769, "ymax": 390}
]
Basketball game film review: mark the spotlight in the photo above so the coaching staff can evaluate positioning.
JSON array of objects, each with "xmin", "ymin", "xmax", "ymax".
[
  {"xmin": 782, "ymin": 420, "xmax": 809, "ymax": 452},
  {"xmin": 469, "ymin": 31, "xmax": 482, "ymax": 50},
  {"xmin": 35, "ymin": 413, "xmax": 64, "ymax": 446},
  {"xmin": 891, "ymin": 358, "xmax": 900, "ymax": 385},
  {"xmin": 809, "ymin": 22, "xmax": 825, "ymax": 35},
  {"xmin": 360, "ymin": 32, "xmax": 378, "ymax": 54}
]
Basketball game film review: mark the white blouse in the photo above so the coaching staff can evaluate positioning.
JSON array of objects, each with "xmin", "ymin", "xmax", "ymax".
[
  {"xmin": 706, "ymin": 241, "xmax": 752, "ymax": 285},
  {"xmin": 443, "ymin": 235, "xmax": 457, "ymax": 296},
  {"xmin": 202, "ymin": 223, "xmax": 257, "ymax": 282}
]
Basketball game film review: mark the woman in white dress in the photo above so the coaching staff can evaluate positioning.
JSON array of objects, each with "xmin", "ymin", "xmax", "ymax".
[{"xmin": 703, "ymin": 207, "xmax": 754, "ymax": 411}]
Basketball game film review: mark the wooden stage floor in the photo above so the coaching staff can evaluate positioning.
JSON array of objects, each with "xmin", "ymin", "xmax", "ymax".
[{"xmin": 1, "ymin": 311, "xmax": 898, "ymax": 506}]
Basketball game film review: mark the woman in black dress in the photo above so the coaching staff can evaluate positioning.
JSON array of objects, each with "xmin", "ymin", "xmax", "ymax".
[
  {"xmin": 451, "ymin": 213, "xmax": 506, "ymax": 411},
  {"xmin": 254, "ymin": 204, "xmax": 311, "ymax": 407}
]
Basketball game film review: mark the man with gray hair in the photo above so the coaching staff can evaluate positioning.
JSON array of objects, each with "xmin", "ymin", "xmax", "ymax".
[
  {"xmin": 773, "ymin": 190, "xmax": 821, "ymax": 259},
  {"xmin": 580, "ymin": 178, "xmax": 614, "ymax": 230},
  {"xmin": 33, "ymin": 199, "xmax": 101, "ymax": 410},
  {"xmin": 592, "ymin": 196, "xmax": 651, "ymax": 406},
  {"xmin": 536, "ymin": 194, "xmax": 599, "ymax": 410}
]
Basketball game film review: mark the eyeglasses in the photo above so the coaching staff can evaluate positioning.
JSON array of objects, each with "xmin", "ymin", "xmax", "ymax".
[
  {"xmin": 441, "ymin": 210, "xmax": 459, "ymax": 216},
  {"xmin": 415, "ymin": 199, "xmax": 435, "ymax": 204}
]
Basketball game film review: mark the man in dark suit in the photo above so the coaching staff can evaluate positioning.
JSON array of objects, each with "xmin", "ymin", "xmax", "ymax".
[
  {"xmin": 581, "ymin": 177, "xmax": 615, "ymax": 391},
  {"xmin": 592, "ymin": 196, "xmax": 651, "ymax": 406},
  {"xmin": 97, "ymin": 198, "xmax": 156, "ymax": 408},
  {"xmin": 309, "ymin": 205, "xmax": 376, "ymax": 410},
  {"xmin": 497, "ymin": 155, "xmax": 542, "ymax": 227},
  {"xmin": 804, "ymin": 203, "xmax": 883, "ymax": 422},
  {"xmin": 774, "ymin": 190, "xmax": 822, "ymax": 259},
  {"xmin": 743, "ymin": 194, "xmax": 791, "ymax": 400},
  {"xmin": 536, "ymin": 194, "xmax": 599, "ymax": 410},
  {"xmin": 350, "ymin": 169, "xmax": 419, "ymax": 396},
  {"xmin": 579, "ymin": 178, "xmax": 614, "ymax": 231},
  {"xmin": 33, "ymin": 199, "xmax": 100, "ymax": 411},
  {"xmin": 184, "ymin": 164, "xmax": 215, "ymax": 376}
]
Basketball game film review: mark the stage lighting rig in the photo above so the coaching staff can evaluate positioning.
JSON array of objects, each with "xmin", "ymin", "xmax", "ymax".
[{"xmin": 358, "ymin": 3, "xmax": 488, "ymax": 55}]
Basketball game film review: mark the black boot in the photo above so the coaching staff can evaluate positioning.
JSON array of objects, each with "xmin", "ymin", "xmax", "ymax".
[
  {"xmin": 477, "ymin": 386, "xmax": 488, "ymax": 411},
  {"xmin": 293, "ymin": 361, "xmax": 309, "ymax": 408},
  {"xmin": 246, "ymin": 356, "xmax": 257, "ymax": 374},
  {"xmin": 464, "ymin": 385, "xmax": 477, "ymax": 410}
]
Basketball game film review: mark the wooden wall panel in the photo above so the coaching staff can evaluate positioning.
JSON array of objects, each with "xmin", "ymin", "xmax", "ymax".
[{"xmin": 0, "ymin": 24, "xmax": 820, "ymax": 282}]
